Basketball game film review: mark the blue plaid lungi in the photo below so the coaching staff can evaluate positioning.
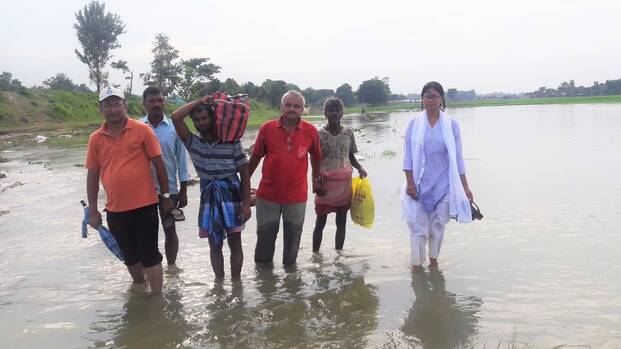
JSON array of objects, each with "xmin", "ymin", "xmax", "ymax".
[{"xmin": 199, "ymin": 175, "xmax": 244, "ymax": 244}]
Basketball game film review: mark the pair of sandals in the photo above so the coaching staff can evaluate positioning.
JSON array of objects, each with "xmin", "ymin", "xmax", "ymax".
[
  {"xmin": 171, "ymin": 208, "xmax": 185, "ymax": 221},
  {"xmin": 470, "ymin": 201, "xmax": 484, "ymax": 221}
]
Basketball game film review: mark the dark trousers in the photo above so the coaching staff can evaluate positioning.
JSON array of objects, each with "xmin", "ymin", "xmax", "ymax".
[{"xmin": 254, "ymin": 198, "xmax": 306, "ymax": 266}]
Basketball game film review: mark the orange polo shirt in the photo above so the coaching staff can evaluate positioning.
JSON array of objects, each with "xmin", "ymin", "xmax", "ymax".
[
  {"xmin": 85, "ymin": 118, "xmax": 161, "ymax": 212},
  {"xmin": 252, "ymin": 117, "xmax": 321, "ymax": 204}
]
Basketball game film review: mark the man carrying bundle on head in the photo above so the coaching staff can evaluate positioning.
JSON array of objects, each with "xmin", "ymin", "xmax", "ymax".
[{"xmin": 171, "ymin": 93, "xmax": 252, "ymax": 280}]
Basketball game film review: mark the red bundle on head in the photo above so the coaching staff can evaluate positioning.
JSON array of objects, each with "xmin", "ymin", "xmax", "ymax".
[{"xmin": 211, "ymin": 91, "xmax": 250, "ymax": 142}]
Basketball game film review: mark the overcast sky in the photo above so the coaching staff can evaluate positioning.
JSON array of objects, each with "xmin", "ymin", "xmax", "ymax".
[{"xmin": 1, "ymin": 0, "xmax": 620, "ymax": 95}]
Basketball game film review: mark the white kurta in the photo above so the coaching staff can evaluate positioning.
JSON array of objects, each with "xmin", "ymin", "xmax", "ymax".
[{"xmin": 401, "ymin": 110, "xmax": 472, "ymax": 266}]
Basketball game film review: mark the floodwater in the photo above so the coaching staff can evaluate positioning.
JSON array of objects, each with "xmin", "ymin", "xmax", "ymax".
[{"xmin": 1, "ymin": 104, "xmax": 620, "ymax": 348}]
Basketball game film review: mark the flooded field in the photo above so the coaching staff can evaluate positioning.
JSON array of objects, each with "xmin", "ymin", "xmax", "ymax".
[{"xmin": 1, "ymin": 104, "xmax": 620, "ymax": 348}]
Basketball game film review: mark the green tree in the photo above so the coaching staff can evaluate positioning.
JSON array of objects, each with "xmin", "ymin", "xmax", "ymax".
[
  {"xmin": 446, "ymin": 88, "xmax": 457, "ymax": 100},
  {"xmin": 389, "ymin": 93, "xmax": 407, "ymax": 101},
  {"xmin": 357, "ymin": 78, "xmax": 389, "ymax": 105},
  {"xmin": 175, "ymin": 58, "xmax": 221, "ymax": 99},
  {"xmin": 304, "ymin": 88, "xmax": 335, "ymax": 107},
  {"xmin": 42, "ymin": 73, "xmax": 76, "ymax": 91},
  {"xmin": 285, "ymin": 83, "xmax": 301, "ymax": 92},
  {"xmin": 241, "ymin": 81, "xmax": 262, "ymax": 99},
  {"xmin": 335, "ymin": 83, "xmax": 355, "ymax": 107},
  {"xmin": 0, "ymin": 72, "xmax": 24, "ymax": 92},
  {"xmin": 75, "ymin": 84, "xmax": 92, "ymax": 93},
  {"xmin": 222, "ymin": 78, "xmax": 242, "ymax": 95},
  {"xmin": 317, "ymin": 89, "xmax": 336, "ymax": 106},
  {"xmin": 302, "ymin": 87, "xmax": 317, "ymax": 106},
  {"xmin": 111, "ymin": 60, "xmax": 133, "ymax": 97},
  {"xmin": 381, "ymin": 77, "xmax": 392, "ymax": 96},
  {"xmin": 202, "ymin": 78, "xmax": 223, "ymax": 95},
  {"xmin": 141, "ymin": 33, "xmax": 182, "ymax": 96},
  {"xmin": 261, "ymin": 79, "xmax": 289, "ymax": 107},
  {"xmin": 73, "ymin": 0, "xmax": 125, "ymax": 93}
]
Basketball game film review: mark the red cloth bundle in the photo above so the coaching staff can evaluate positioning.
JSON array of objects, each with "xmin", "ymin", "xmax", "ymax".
[{"xmin": 211, "ymin": 92, "xmax": 250, "ymax": 142}]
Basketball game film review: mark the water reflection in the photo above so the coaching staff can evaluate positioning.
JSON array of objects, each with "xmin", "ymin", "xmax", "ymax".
[
  {"xmin": 190, "ymin": 280, "xmax": 249, "ymax": 347},
  {"xmin": 113, "ymin": 292, "xmax": 188, "ymax": 348},
  {"xmin": 304, "ymin": 253, "xmax": 379, "ymax": 348},
  {"xmin": 400, "ymin": 271, "xmax": 482, "ymax": 349},
  {"xmin": 89, "ymin": 275, "xmax": 190, "ymax": 349},
  {"xmin": 185, "ymin": 255, "xmax": 379, "ymax": 348}
]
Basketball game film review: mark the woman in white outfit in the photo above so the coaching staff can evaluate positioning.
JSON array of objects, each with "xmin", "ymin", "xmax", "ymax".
[{"xmin": 402, "ymin": 81, "xmax": 474, "ymax": 273}]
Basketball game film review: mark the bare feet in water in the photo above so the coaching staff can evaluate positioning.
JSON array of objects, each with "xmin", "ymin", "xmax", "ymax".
[
  {"xmin": 429, "ymin": 258, "xmax": 439, "ymax": 270},
  {"xmin": 412, "ymin": 265, "xmax": 425, "ymax": 273}
]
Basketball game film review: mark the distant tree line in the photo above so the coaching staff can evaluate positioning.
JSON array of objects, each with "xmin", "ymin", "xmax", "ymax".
[
  {"xmin": 446, "ymin": 88, "xmax": 476, "ymax": 101},
  {"xmin": 42, "ymin": 73, "xmax": 92, "ymax": 93},
  {"xmin": 0, "ymin": 72, "xmax": 26, "ymax": 93},
  {"xmin": 68, "ymin": 0, "xmax": 394, "ymax": 107},
  {"xmin": 528, "ymin": 79, "xmax": 621, "ymax": 98},
  {"xmin": 135, "ymin": 33, "xmax": 393, "ymax": 107}
]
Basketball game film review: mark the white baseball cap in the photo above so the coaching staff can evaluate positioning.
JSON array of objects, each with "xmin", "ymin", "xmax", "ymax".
[{"xmin": 98, "ymin": 87, "xmax": 125, "ymax": 102}]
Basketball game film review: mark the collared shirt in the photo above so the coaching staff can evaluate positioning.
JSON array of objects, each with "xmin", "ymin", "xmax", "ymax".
[
  {"xmin": 252, "ymin": 117, "xmax": 322, "ymax": 204},
  {"xmin": 141, "ymin": 115, "xmax": 191, "ymax": 194},
  {"xmin": 184, "ymin": 132, "xmax": 248, "ymax": 181},
  {"xmin": 85, "ymin": 118, "xmax": 161, "ymax": 212}
]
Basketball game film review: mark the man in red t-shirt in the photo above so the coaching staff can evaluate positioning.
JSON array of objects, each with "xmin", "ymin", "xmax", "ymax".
[
  {"xmin": 85, "ymin": 87, "xmax": 173, "ymax": 294},
  {"xmin": 248, "ymin": 90, "xmax": 322, "ymax": 266}
]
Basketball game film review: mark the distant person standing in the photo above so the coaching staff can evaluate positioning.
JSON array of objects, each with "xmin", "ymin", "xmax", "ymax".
[
  {"xmin": 402, "ymin": 81, "xmax": 474, "ymax": 273},
  {"xmin": 141, "ymin": 86, "xmax": 191, "ymax": 267},
  {"xmin": 85, "ymin": 87, "xmax": 172, "ymax": 294},
  {"xmin": 248, "ymin": 90, "xmax": 322, "ymax": 266}
]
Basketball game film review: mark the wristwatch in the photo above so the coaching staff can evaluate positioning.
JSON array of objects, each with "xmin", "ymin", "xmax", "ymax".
[{"xmin": 162, "ymin": 192, "xmax": 171, "ymax": 199}]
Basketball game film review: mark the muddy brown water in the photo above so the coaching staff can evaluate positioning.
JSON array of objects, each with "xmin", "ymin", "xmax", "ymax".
[{"xmin": 1, "ymin": 104, "xmax": 620, "ymax": 348}]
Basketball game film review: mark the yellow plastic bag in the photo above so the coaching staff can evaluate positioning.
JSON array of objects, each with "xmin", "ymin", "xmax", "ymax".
[{"xmin": 350, "ymin": 177, "xmax": 375, "ymax": 228}]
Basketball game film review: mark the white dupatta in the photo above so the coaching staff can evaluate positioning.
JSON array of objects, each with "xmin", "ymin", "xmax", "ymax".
[{"xmin": 401, "ymin": 110, "xmax": 472, "ymax": 224}]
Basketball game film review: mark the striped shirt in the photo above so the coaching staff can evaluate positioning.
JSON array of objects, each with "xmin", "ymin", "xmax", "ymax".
[{"xmin": 184, "ymin": 133, "xmax": 248, "ymax": 180}]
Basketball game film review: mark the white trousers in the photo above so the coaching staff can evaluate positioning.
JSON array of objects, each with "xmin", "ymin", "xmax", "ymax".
[{"xmin": 407, "ymin": 196, "xmax": 450, "ymax": 266}]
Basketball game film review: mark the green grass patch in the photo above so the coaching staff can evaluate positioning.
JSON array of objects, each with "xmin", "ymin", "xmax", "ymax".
[
  {"xmin": 46, "ymin": 90, "xmax": 100, "ymax": 121},
  {"xmin": 248, "ymin": 100, "xmax": 279, "ymax": 126},
  {"xmin": 17, "ymin": 89, "xmax": 34, "ymax": 98},
  {"xmin": 0, "ymin": 90, "xmax": 50, "ymax": 132},
  {"xmin": 3, "ymin": 89, "xmax": 619, "ymax": 136},
  {"xmin": 341, "ymin": 95, "xmax": 621, "ymax": 115},
  {"xmin": 0, "ymin": 95, "xmax": 6, "ymax": 119},
  {"xmin": 0, "ymin": 87, "xmax": 281, "ymax": 144},
  {"xmin": 447, "ymin": 94, "xmax": 621, "ymax": 108}
]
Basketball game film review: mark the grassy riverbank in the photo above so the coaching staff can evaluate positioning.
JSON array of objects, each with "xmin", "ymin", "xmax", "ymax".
[
  {"xmin": 0, "ymin": 89, "xmax": 278, "ymax": 136},
  {"xmin": 342, "ymin": 94, "xmax": 621, "ymax": 115},
  {"xmin": 2, "ymin": 90, "xmax": 621, "ymax": 146}
]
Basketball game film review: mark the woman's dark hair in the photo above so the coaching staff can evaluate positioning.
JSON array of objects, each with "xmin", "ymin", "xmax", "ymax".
[
  {"xmin": 323, "ymin": 97, "xmax": 344, "ymax": 111},
  {"xmin": 421, "ymin": 81, "xmax": 446, "ymax": 111}
]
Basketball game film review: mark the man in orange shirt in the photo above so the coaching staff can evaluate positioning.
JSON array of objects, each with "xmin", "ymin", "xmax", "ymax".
[{"xmin": 85, "ymin": 87, "xmax": 173, "ymax": 295}]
